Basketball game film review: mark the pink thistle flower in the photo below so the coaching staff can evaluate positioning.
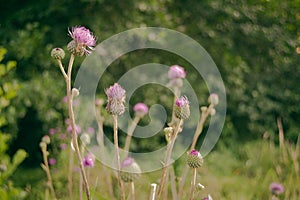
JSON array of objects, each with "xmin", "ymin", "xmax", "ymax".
[
  {"xmin": 269, "ymin": 182, "xmax": 284, "ymax": 195},
  {"xmin": 175, "ymin": 96, "xmax": 189, "ymax": 107},
  {"xmin": 67, "ymin": 124, "xmax": 82, "ymax": 135},
  {"xmin": 105, "ymin": 83, "xmax": 126, "ymax": 101},
  {"xmin": 60, "ymin": 134, "xmax": 67, "ymax": 140},
  {"xmin": 86, "ymin": 127, "xmax": 95, "ymax": 134},
  {"xmin": 121, "ymin": 157, "xmax": 134, "ymax": 168},
  {"xmin": 62, "ymin": 96, "xmax": 68, "ymax": 103},
  {"xmin": 168, "ymin": 65, "xmax": 186, "ymax": 79},
  {"xmin": 49, "ymin": 158, "xmax": 56, "ymax": 165},
  {"xmin": 48, "ymin": 128, "xmax": 56, "ymax": 135},
  {"xmin": 133, "ymin": 103, "xmax": 148, "ymax": 117},
  {"xmin": 105, "ymin": 83, "xmax": 126, "ymax": 115},
  {"xmin": 60, "ymin": 143, "xmax": 68, "ymax": 150},
  {"xmin": 83, "ymin": 154, "xmax": 95, "ymax": 167},
  {"xmin": 189, "ymin": 149, "xmax": 200, "ymax": 156},
  {"xmin": 68, "ymin": 26, "xmax": 96, "ymax": 55}
]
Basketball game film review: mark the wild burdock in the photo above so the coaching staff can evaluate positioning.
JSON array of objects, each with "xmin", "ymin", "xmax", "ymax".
[
  {"xmin": 51, "ymin": 25, "xmax": 96, "ymax": 200},
  {"xmin": 124, "ymin": 102, "xmax": 148, "ymax": 157},
  {"xmin": 105, "ymin": 83, "xmax": 126, "ymax": 200},
  {"xmin": 156, "ymin": 96, "xmax": 190, "ymax": 200},
  {"xmin": 120, "ymin": 157, "xmax": 141, "ymax": 200},
  {"xmin": 269, "ymin": 182, "xmax": 284, "ymax": 200},
  {"xmin": 187, "ymin": 150, "xmax": 204, "ymax": 200},
  {"xmin": 177, "ymin": 93, "xmax": 219, "ymax": 199},
  {"xmin": 40, "ymin": 136, "xmax": 57, "ymax": 200}
]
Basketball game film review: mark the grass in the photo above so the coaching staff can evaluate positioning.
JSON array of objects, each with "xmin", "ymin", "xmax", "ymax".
[{"xmin": 10, "ymin": 134, "xmax": 300, "ymax": 200}]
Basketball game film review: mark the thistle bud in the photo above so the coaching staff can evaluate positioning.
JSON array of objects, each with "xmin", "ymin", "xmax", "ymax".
[
  {"xmin": 120, "ymin": 157, "xmax": 141, "ymax": 182},
  {"xmin": 72, "ymin": 88, "xmax": 80, "ymax": 97},
  {"xmin": 51, "ymin": 48, "xmax": 65, "ymax": 60},
  {"xmin": 42, "ymin": 135, "xmax": 51, "ymax": 144},
  {"xmin": 209, "ymin": 108, "xmax": 216, "ymax": 116},
  {"xmin": 174, "ymin": 96, "xmax": 190, "ymax": 120},
  {"xmin": 187, "ymin": 149, "xmax": 203, "ymax": 168},
  {"xmin": 164, "ymin": 127, "xmax": 174, "ymax": 143},
  {"xmin": 39, "ymin": 142, "xmax": 47, "ymax": 149},
  {"xmin": 208, "ymin": 93, "xmax": 219, "ymax": 106}
]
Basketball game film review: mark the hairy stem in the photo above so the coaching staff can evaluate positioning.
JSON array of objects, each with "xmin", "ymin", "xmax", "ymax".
[
  {"xmin": 156, "ymin": 119, "xmax": 182, "ymax": 200},
  {"xmin": 113, "ymin": 115, "xmax": 126, "ymax": 200},
  {"xmin": 66, "ymin": 54, "xmax": 91, "ymax": 200},
  {"xmin": 189, "ymin": 168, "xmax": 197, "ymax": 200},
  {"xmin": 124, "ymin": 116, "xmax": 140, "ymax": 158}
]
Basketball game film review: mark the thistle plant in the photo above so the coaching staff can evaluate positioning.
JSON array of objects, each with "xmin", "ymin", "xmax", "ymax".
[
  {"xmin": 177, "ymin": 93, "xmax": 219, "ymax": 200},
  {"xmin": 51, "ymin": 25, "xmax": 96, "ymax": 200},
  {"xmin": 105, "ymin": 83, "xmax": 126, "ymax": 200},
  {"xmin": 156, "ymin": 95, "xmax": 190, "ymax": 200}
]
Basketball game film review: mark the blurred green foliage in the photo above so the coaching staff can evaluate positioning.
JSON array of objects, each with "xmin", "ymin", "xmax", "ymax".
[
  {"xmin": 0, "ymin": 47, "xmax": 27, "ymax": 199},
  {"xmin": 0, "ymin": 0, "xmax": 300, "ymax": 167}
]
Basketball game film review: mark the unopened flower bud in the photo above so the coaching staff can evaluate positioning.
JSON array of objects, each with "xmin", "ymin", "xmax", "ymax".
[
  {"xmin": 209, "ymin": 108, "xmax": 216, "ymax": 116},
  {"xmin": 95, "ymin": 98, "xmax": 104, "ymax": 107},
  {"xmin": 51, "ymin": 48, "xmax": 65, "ymax": 60},
  {"xmin": 39, "ymin": 142, "xmax": 47, "ymax": 149},
  {"xmin": 187, "ymin": 149, "xmax": 203, "ymax": 168},
  {"xmin": 200, "ymin": 106, "xmax": 208, "ymax": 113},
  {"xmin": 174, "ymin": 96, "xmax": 190, "ymax": 120},
  {"xmin": 164, "ymin": 127, "xmax": 174, "ymax": 143},
  {"xmin": 208, "ymin": 93, "xmax": 219, "ymax": 105},
  {"xmin": 72, "ymin": 88, "xmax": 80, "ymax": 97},
  {"xmin": 42, "ymin": 135, "xmax": 51, "ymax": 144},
  {"xmin": 120, "ymin": 157, "xmax": 141, "ymax": 182}
]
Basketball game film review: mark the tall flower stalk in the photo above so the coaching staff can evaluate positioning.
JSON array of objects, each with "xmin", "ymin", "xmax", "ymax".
[
  {"xmin": 156, "ymin": 96, "xmax": 190, "ymax": 200},
  {"xmin": 177, "ymin": 93, "xmax": 218, "ymax": 199},
  {"xmin": 51, "ymin": 26, "xmax": 96, "ymax": 200},
  {"xmin": 124, "ymin": 102, "xmax": 148, "ymax": 158},
  {"xmin": 105, "ymin": 83, "xmax": 126, "ymax": 200},
  {"xmin": 39, "ymin": 136, "xmax": 57, "ymax": 200}
]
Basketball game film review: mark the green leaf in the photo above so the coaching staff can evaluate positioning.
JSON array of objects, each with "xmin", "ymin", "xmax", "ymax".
[{"xmin": 6, "ymin": 61, "xmax": 17, "ymax": 72}]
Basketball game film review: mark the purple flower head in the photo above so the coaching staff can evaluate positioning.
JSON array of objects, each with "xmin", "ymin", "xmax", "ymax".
[
  {"xmin": 168, "ymin": 65, "xmax": 186, "ymax": 79},
  {"xmin": 60, "ymin": 143, "xmax": 67, "ymax": 150},
  {"xmin": 175, "ymin": 96, "xmax": 189, "ymax": 108},
  {"xmin": 67, "ymin": 124, "xmax": 82, "ymax": 135},
  {"xmin": 48, "ymin": 128, "xmax": 56, "ymax": 135},
  {"xmin": 189, "ymin": 149, "xmax": 200, "ymax": 156},
  {"xmin": 49, "ymin": 158, "xmax": 56, "ymax": 165},
  {"xmin": 105, "ymin": 83, "xmax": 126, "ymax": 101},
  {"xmin": 68, "ymin": 26, "xmax": 96, "ymax": 55},
  {"xmin": 133, "ymin": 103, "xmax": 149, "ymax": 116},
  {"xmin": 83, "ymin": 154, "xmax": 95, "ymax": 167},
  {"xmin": 121, "ymin": 157, "xmax": 134, "ymax": 168},
  {"xmin": 62, "ymin": 96, "xmax": 68, "ymax": 104},
  {"xmin": 203, "ymin": 195, "xmax": 213, "ymax": 200},
  {"xmin": 60, "ymin": 134, "xmax": 67, "ymax": 140},
  {"xmin": 269, "ymin": 182, "xmax": 284, "ymax": 195},
  {"xmin": 86, "ymin": 127, "xmax": 95, "ymax": 134}
]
